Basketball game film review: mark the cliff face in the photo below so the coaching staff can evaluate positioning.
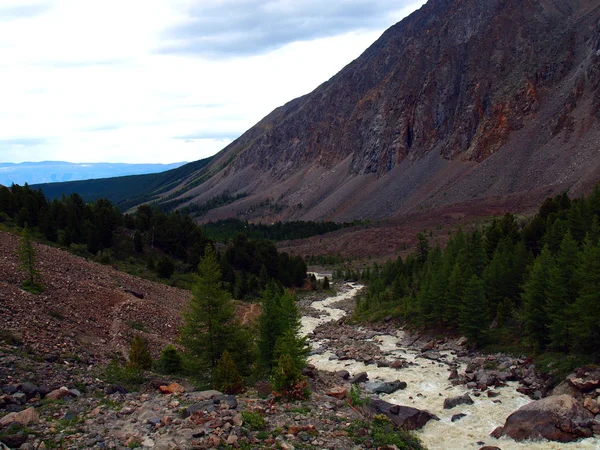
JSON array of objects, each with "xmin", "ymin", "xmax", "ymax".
[{"xmin": 160, "ymin": 0, "xmax": 600, "ymax": 222}]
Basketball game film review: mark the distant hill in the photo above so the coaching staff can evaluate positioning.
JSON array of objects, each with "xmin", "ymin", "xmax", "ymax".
[
  {"xmin": 33, "ymin": 157, "xmax": 213, "ymax": 210},
  {"xmin": 0, "ymin": 161, "xmax": 187, "ymax": 187}
]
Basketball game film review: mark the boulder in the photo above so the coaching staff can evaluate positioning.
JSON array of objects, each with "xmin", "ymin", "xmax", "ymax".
[
  {"xmin": 365, "ymin": 381, "xmax": 407, "ymax": 395},
  {"xmin": 443, "ymin": 394, "xmax": 474, "ymax": 409},
  {"xmin": 567, "ymin": 369, "xmax": 600, "ymax": 392},
  {"xmin": 0, "ymin": 407, "xmax": 39, "ymax": 427},
  {"xmin": 349, "ymin": 372, "xmax": 369, "ymax": 384},
  {"xmin": 336, "ymin": 370, "xmax": 350, "ymax": 380},
  {"xmin": 451, "ymin": 413, "xmax": 467, "ymax": 422},
  {"xmin": 369, "ymin": 399, "xmax": 438, "ymax": 430},
  {"xmin": 498, "ymin": 394, "xmax": 594, "ymax": 442}
]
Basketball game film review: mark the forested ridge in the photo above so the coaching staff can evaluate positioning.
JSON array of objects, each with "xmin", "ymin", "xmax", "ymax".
[
  {"xmin": 355, "ymin": 186, "xmax": 600, "ymax": 365},
  {"xmin": 0, "ymin": 183, "xmax": 306, "ymax": 299}
]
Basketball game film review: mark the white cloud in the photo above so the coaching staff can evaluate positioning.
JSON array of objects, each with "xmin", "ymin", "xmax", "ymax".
[{"xmin": 0, "ymin": 0, "xmax": 425, "ymax": 164}]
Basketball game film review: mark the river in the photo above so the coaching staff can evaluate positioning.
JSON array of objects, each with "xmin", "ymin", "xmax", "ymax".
[{"xmin": 301, "ymin": 281, "xmax": 600, "ymax": 450}]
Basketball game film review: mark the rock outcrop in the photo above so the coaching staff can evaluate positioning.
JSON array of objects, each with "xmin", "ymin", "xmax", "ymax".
[{"xmin": 496, "ymin": 394, "xmax": 596, "ymax": 442}]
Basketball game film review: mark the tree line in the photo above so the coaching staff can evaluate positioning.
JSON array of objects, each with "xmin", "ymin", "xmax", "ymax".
[
  {"xmin": 355, "ymin": 186, "xmax": 600, "ymax": 360},
  {"xmin": 0, "ymin": 184, "xmax": 306, "ymax": 298}
]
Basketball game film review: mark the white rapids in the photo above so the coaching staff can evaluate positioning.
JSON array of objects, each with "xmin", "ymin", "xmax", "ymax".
[{"xmin": 301, "ymin": 281, "xmax": 600, "ymax": 450}]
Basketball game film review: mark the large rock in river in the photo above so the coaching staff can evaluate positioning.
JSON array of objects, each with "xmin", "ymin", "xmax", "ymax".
[
  {"xmin": 369, "ymin": 399, "xmax": 438, "ymax": 430},
  {"xmin": 497, "ymin": 394, "xmax": 596, "ymax": 442}
]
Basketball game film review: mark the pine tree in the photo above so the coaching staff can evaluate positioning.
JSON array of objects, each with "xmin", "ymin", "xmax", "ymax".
[
  {"xmin": 521, "ymin": 246, "xmax": 554, "ymax": 350},
  {"xmin": 180, "ymin": 246, "xmax": 247, "ymax": 377},
  {"xmin": 18, "ymin": 224, "xmax": 41, "ymax": 291},
  {"xmin": 459, "ymin": 275, "xmax": 488, "ymax": 347},
  {"xmin": 444, "ymin": 263, "xmax": 465, "ymax": 329},
  {"xmin": 570, "ymin": 238, "xmax": 600, "ymax": 355},
  {"xmin": 128, "ymin": 334, "xmax": 153, "ymax": 373}
]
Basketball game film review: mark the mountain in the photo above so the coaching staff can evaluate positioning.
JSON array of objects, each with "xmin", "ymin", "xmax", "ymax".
[
  {"xmin": 39, "ymin": 0, "xmax": 600, "ymax": 222},
  {"xmin": 0, "ymin": 161, "xmax": 186, "ymax": 187},
  {"xmin": 31, "ymin": 157, "xmax": 212, "ymax": 209}
]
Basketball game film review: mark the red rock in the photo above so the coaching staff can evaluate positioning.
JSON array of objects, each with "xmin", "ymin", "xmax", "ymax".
[
  {"xmin": 45, "ymin": 387, "xmax": 72, "ymax": 400},
  {"xmin": 326, "ymin": 386, "xmax": 348, "ymax": 399}
]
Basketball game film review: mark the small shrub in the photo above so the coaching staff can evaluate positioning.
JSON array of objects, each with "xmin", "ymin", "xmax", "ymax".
[
  {"xmin": 0, "ymin": 330, "xmax": 23, "ymax": 346},
  {"xmin": 104, "ymin": 360, "xmax": 144, "ymax": 390},
  {"xmin": 349, "ymin": 383, "xmax": 367, "ymax": 407},
  {"xmin": 127, "ymin": 335, "xmax": 152, "ymax": 373},
  {"xmin": 241, "ymin": 410, "xmax": 267, "ymax": 430},
  {"xmin": 21, "ymin": 280, "xmax": 44, "ymax": 295},
  {"xmin": 213, "ymin": 350, "xmax": 245, "ymax": 394},
  {"xmin": 156, "ymin": 345, "xmax": 183, "ymax": 375},
  {"xmin": 156, "ymin": 256, "xmax": 175, "ymax": 279}
]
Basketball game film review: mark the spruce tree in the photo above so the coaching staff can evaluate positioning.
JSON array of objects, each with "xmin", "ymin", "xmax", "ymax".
[
  {"xmin": 459, "ymin": 275, "xmax": 488, "ymax": 347},
  {"xmin": 18, "ymin": 224, "xmax": 41, "ymax": 291},
  {"xmin": 521, "ymin": 246, "xmax": 554, "ymax": 350},
  {"xmin": 128, "ymin": 334, "xmax": 153, "ymax": 373},
  {"xmin": 570, "ymin": 238, "xmax": 600, "ymax": 355},
  {"xmin": 180, "ymin": 246, "xmax": 247, "ymax": 377}
]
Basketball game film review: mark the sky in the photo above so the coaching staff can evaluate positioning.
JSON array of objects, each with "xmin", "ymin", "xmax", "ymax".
[{"xmin": 0, "ymin": 0, "xmax": 425, "ymax": 164}]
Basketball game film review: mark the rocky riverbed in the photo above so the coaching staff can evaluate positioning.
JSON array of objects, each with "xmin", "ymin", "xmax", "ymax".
[
  {"xmin": 3, "ymin": 281, "xmax": 600, "ymax": 449},
  {"xmin": 301, "ymin": 281, "xmax": 600, "ymax": 450}
]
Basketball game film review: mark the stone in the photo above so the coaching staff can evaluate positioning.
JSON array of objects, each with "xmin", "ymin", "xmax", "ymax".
[
  {"xmin": 336, "ymin": 370, "xmax": 350, "ymax": 380},
  {"xmin": 214, "ymin": 395, "xmax": 238, "ymax": 409},
  {"xmin": 141, "ymin": 437, "xmax": 154, "ymax": 447},
  {"xmin": 568, "ymin": 370, "xmax": 600, "ymax": 392},
  {"xmin": 448, "ymin": 369, "xmax": 458, "ymax": 380},
  {"xmin": 182, "ymin": 400, "xmax": 215, "ymax": 418},
  {"xmin": 421, "ymin": 340, "xmax": 436, "ymax": 351},
  {"xmin": 479, "ymin": 447, "xmax": 501, "ymax": 450},
  {"xmin": 45, "ymin": 387, "xmax": 73, "ymax": 401},
  {"xmin": 499, "ymin": 394, "xmax": 594, "ymax": 442},
  {"xmin": 391, "ymin": 360, "xmax": 405, "ymax": 369},
  {"xmin": 584, "ymin": 397, "xmax": 600, "ymax": 414},
  {"xmin": 189, "ymin": 390, "xmax": 223, "ymax": 401},
  {"xmin": 349, "ymin": 372, "xmax": 368, "ymax": 384},
  {"xmin": 0, "ymin": 430, "xmax": 27, "ymax": 448},
  {"xmin": 0, "ymin": 407, "xmax": 40, "ymax": 427},
  {"xmin": 364, "ymin": 381, "xmax": 407, "ymax": 394},
  {"xmin": 19, "ymin": 382, "xmax": 38, "ymax": 399},
  {"xmin": 451, "ymin": 413, "xmax": 467, "ymax": 422},
  {"xmin": 456, "ymin": 337, "xmax": 468, "ymax": 346},
  {"xmin": 443, "ymin": 394, "xmax": 474, "ymax": 409},
  {"xmin": 159, "ymin": 383, "xmax": 184, "ymax": 395},
  {"xmin": 326, "ymin": 386, "xmax": 348, "ymax": 399},
  {"xmin": 11, "ymin": 393, "xmax": 26, "ymax": 405},
  {"xmin": 369, "ymin": 399, "xmax": 438, "ymax": 430}
]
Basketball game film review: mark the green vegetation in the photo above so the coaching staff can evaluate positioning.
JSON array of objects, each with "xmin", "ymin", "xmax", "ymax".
[
  {"xmin": 241, "ymin": 410, "xmax": 267, "ymax": 430},
  {"xmin": 0, "ymin": 183, "xmax": 307, "ymax": 297},
  {"xmin": 127, "ymin": 334, "xmax": 153, "ymax": 374},
  {"xmin": 348, "ymin": 384, "xmax": 367, "ymax": 407},
  {"xmin": 349, "ymin": 416, "xmax": 426, "ymax": 449},
  {"xmin": 17, "ymin": 224, "xmax": 44, "ymax": 294},
  {"xmin": 180, "ymin": 246, "xmax": 253, "ymax": 384},
  {"xmin": 203, "ymin": 218, "xmax": 358, "ymax": 242},
  {"xmin": 354, "ymin": 186, "xmax": 600, "ymax": 371},
  {"xmin": 156, "ymin": 345, "xmax": 183, "ymax": 375},
  {"xmin": 257, "ymin": 285, "xmax": 309, "ymax": 399}
]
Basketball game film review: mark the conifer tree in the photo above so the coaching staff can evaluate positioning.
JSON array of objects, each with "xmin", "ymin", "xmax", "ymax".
[
  {"xmin": 522, "ymin": 246, "xmax": 554, "ymax": 349},
  {"xmin": 133, "ymin": 230, "xmax": 143, "ymax": 253},
  {"xmin": 570, "ymin": 238, "xmax": 600, "ymax": 355},
  {"xmin": 128, "ymin": 334, "xmax": 153, "ymax": 373},
  {"xmin": 180, "ymin": 246, "xmax": 249, "ymax": 378},
  {"xmin": 459, "ymin": 275, "xmax": 488, "ymax": 347},
  {"xmin": 444, "ymin": 263, "xmax": 465, "ymax": 329},
  {"xmin": 18, "ymin": 224, "xmax": 39, "ymax": 288}
]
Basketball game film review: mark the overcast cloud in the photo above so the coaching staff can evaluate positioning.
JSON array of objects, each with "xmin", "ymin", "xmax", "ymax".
[{"xmin": 0, "ymin": 0, "xmax": 425, "ymax": 164}]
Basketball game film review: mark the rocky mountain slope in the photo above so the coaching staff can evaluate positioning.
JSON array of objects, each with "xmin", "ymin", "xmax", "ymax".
[
  {"xmin": 147, "ymin": 0, "xmax": 600, "ymax": 223},
  {"xmin": 0, "ymin": 230, "xmax": 192, "ymax": 361}
]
